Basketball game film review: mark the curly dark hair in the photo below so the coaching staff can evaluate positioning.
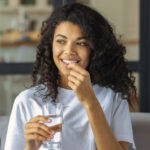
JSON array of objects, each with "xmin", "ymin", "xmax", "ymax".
[{"xmin": 31, "ymin": 3, "xmax": 137, "ymax": 107}]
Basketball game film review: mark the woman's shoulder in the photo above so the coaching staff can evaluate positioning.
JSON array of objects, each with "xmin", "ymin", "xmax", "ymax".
[
  {"xmin": 14, "ymin": 84, "xmax": 46, "ymax": 105},
  {"xmin": 94, "ymin": 84, "xmax": 128, "ymax": 116},
  {"xmin": 93, "ymin": 84, "xmax": 125, "ymax": 103},
  {"xmin": 93, "ymin": 84, "xmax": 118, "ymax": 96}
]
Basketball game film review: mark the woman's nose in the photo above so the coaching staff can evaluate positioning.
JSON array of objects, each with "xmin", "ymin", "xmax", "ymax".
[{"xmin": 64, "ymin": 43, "xmax": 76, "ymax": 55}]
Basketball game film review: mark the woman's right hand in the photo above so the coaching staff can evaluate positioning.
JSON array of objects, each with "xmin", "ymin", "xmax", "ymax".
[{"xmin": 24, "ymin": 115, "xmax": 62, "ymax": 150}]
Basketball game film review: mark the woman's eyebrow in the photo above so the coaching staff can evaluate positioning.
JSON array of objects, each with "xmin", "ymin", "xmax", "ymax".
[
  {"xmin": 56, "ymin": 34, "xmax": 87, "ymax": 40},
  {"xmin": 76, "ymin": 36, "xmax": 87, "ymax": 40},
  {"xmin": 56, "ymin": 34, "xmax": 67, "ymax": 39}
]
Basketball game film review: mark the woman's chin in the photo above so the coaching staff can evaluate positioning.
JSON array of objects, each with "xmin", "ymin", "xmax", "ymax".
[{"xmin": 59, "ymin": 70, "xmax": 70, "ymax": 77}]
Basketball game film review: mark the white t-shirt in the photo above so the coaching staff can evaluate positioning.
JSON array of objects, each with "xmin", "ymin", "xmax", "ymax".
[{"xmin": 4, "ymin": 84, "xmax": 136, "ymax": 150}]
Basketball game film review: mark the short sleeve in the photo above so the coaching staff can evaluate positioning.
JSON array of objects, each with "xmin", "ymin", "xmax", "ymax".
[
  {"xmin": 4, "ymin": 93, "xmax": 27, "ymax": 150},
  {"xmin": 111, "ymin": 96, "xmax": 136, "ymax": 150}
]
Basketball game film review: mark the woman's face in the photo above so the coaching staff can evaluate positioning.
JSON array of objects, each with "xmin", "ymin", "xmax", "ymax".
[{"xmin": 52, "ymin": 21, "xmax": 91, "ymax": 78}]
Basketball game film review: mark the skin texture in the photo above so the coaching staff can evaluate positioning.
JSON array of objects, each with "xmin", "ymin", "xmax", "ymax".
[{"xmin": 24, "ymin": 21, "xmax": 129, "ymax": 150}]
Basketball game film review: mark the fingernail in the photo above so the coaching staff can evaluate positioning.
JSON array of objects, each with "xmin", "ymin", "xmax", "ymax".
[
  {"xmin": 51, "ymin": 132, "xmax": 55, "ymax": 136},
  {"xmin": 47, "ymin": 137, "xmax": 51, "ymax": 141},
  {"xmin": 48, "ymin": 119, "xmax": 51, "ymax": 122}
]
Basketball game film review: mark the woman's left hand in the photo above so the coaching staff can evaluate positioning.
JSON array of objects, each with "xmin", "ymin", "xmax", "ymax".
[{"xmin": 67, "ymin": 63, "xmax": 96, "ymax": 107}]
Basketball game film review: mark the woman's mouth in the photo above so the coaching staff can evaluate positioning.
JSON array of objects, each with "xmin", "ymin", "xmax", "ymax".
[{"xmin": 61, "ymin": 59, "xmax": 80, "ymax": 66}]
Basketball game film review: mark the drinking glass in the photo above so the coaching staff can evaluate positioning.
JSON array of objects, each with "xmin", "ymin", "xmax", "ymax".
[{"xmin": 42, "ymin": 101, "xmax": 63, "ymax": 150}]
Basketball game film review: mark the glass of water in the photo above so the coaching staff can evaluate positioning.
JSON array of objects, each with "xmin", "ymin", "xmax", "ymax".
[{"xmin": 42, "ymin": 101, "xmax": 63, "ymax": 150}]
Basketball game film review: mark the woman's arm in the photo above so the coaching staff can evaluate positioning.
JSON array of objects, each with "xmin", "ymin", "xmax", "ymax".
[
  {"xmin": 119, "ymin": 141, "xmax": 129, "ymax": 150},
  {"xmin": 84, "ymin": 96, "xmax": 128, "ymax": 150},
  {"xmin": 67, "ymin": 63, "xmax": 129, "ymax": 150}
]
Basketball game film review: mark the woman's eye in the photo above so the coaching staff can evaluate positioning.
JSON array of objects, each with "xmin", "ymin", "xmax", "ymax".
[
  {"xmin": 57, "ymin": 40, "xmax": 65, "ymax": 44},
  {"xmin": 77, "ymin": 42, "xmax": 87, "ymax": 46}
]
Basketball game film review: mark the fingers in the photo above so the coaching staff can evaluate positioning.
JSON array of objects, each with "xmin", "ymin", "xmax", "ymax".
[
  {"xmin": 24, "ymin": 115, "xmax": 62, "ymax": 143},
  {"xmin": 50, "ymin": 123, "xmax": 62, "ymax": 132},
  {"xmin": 69, "ymin": 70, "xmax": 84, "ymax": 82},
  {"xmin": 25, "ymin": 122, "xmax": 50, "ymax": 134},
  {"xmin": 25, "ymin": 133, "xmax": 54, "ymax": 142},
  {"xmin": 68, "ymin": 80, "xmax": 76, "ymax": 90},
  {"xmin": 25, "ymin": 115, "xmax": 53, "ymax": 143},
  {"xmin": 25, "ymin": 122, "xmax": 62, "ymax": 136},
  {"xmin": 24, "ymin": 126, "xmax": 50, "ymax": 138},
  {"xmin": 24, "ymin": 129, "xmax": 56, "ymax": 141},
  {"xmin": 24, "ymin": 115, "xmax": 63, "ymax": 149},
  {"xmin": 68, "ymin": 63, "xmax": 88, "ymax": 76},
  {"xmin": 29, "ymin": 115, "xmax": 51, "ymax": 123},
  {"xmin": 68, "ymin": 75, "xmax": 80, "ymax": 86}
]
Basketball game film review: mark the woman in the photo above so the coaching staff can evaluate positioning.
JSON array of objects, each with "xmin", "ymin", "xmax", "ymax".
[{"xmin": 4, "ymin": 3, "xmax": 137, "ymax": 150}]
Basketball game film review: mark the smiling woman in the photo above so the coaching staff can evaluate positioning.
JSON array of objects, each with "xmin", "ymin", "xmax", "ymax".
[
  {"xmin": 52, "ymin": 21, "xmax": 91, "ymax": 89},
  {"xmin": 4, "ymin": 3, "xmax": 137, "ymax": 150}
]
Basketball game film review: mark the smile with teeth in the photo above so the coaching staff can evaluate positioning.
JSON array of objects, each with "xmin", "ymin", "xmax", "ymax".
[{"xmin": 61, "ymin": 59, "xmax": 79, "ymax": 64}]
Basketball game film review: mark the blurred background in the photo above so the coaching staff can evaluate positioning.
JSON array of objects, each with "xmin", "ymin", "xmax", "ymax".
[{"xmin": 0, "ymin": 0, "xmax": 147, "ymax": 115}]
